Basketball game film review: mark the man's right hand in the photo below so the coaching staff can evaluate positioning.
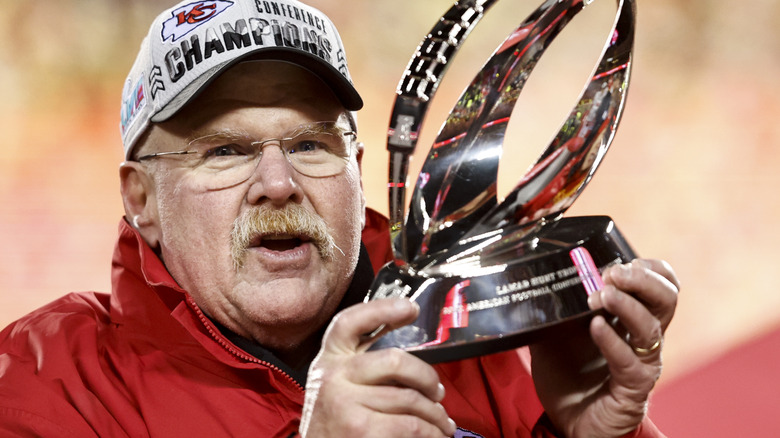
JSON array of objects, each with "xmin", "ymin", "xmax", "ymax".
[{"xmin": 299, "ymin": 299, "xmax": 456, "ymax": 437}]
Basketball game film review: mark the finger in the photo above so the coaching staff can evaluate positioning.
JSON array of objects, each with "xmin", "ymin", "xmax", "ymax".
[
  {"xmin": 349, "ymin": 347, "xmax": 446, "ymax": 402},
  {"xmin": 635, "ymin": 258, "xmax": 681, "ymax": 291},
  {"xmin": 589, "ymin": 259, "xmax": 678, "ymax": 310},
  {"xmin": 590, "ymin": 315, "xmax": 660, "ymax": 395},
  {"xmin": 599, "ymin": 285, "xmax": 663, "ymax": 359},
  {"xmin": 587, "ymin": 283, "xmax": 604, "ymax": 310},
  {"xmin": 630, "ymin": 259, "xmax": 681, "ymax": 315},
  {"xmin": 602, "ymin": 261, "xmax": 678, "ymax": 329},
  {"xmin": 366, "ymin": 412, "xmax": 455, "ymax": 438},
  {"xmin": 358, "ymin": 386, "xmax": 456, "ymax": 436},
  {"xmin": 322, "ymin": 299, "xmax": 420, "ymax": 355}
]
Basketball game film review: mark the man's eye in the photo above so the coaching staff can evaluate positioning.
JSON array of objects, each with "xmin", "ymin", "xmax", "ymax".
[
  {"xmin": 204, "ymin": 144, "xmax": 243, "ymax": 158},
  {"xmin": 288, "ymin": 140, "xmax": 327, "ymax": 154}
]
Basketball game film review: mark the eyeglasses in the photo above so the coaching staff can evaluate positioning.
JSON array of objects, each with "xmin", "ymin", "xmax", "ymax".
[{"xmin": 137, "ymin": 121, "xmax": 357, "ymax": 189}]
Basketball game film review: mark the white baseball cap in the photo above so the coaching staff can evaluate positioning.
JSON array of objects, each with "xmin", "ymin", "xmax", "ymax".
[{"xmin": 119, "ymin": 0, "xmax": 363, "ymax": 159}]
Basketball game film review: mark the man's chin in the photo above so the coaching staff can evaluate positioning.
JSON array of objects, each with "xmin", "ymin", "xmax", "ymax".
[{"xmin": 241, "ymin": 291, "xmax": 341, "ymax": 341}]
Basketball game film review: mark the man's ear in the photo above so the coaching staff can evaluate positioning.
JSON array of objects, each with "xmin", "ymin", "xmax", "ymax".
[
  {"xmin": 355, "ymin": 142, "xmax": 367, "ymax": 229},
  {"xmin": 119, "ymin": 161, "xmax": 161, "ymax": 249}
]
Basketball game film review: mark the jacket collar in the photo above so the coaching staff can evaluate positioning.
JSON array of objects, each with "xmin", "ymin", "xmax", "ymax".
[
  {"xmin": 108, "ymin": 217, "xmax": 375, "ymax": 386},
  {"xmin": 110, "ymin": 218, "xmax": 188, "ymax": 330}
]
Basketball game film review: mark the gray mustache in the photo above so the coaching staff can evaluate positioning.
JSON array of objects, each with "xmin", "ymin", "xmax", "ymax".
[{"xmin": 230, "ymin": 204, "xmax": 336, "ymax": 270}]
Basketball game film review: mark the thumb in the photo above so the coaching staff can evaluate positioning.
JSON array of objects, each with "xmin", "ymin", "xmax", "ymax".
[{"xmin": 321, "ymin": 299, "xmax": 419, "ymax": 355}]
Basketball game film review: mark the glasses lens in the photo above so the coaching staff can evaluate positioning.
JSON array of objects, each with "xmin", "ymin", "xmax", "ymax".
[
  {"xmin": 184, "ymin": 135, "xmax": 257, "ymax": 190},
  {"xmin": 285, "ymin": 122, "xmax": 352, "ymax": 177}
]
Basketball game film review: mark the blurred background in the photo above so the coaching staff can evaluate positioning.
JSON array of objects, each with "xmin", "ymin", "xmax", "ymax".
[{"xmin": 1, "ymin": 0, "xmax": 778, "ymax": 435}]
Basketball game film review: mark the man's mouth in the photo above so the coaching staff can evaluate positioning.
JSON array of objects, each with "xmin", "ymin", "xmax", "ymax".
[
  {"xmin": 251, "ymin": 234, "xmax": 311, "ymax": 252},
  {"xmin": 231, "ymin": 204, "xmax": 336, "ymax": 270}
]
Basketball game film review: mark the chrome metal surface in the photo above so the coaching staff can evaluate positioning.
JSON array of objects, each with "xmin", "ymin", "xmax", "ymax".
[{"xmin": 368, "ymin": 0, "xmax": 637, "ymax": 363}]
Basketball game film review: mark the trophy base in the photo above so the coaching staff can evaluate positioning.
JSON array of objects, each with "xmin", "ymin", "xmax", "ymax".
[
  {"xmin": 366, "ymin": 215, "xmax": 635, "ymax": 364},
  {"xmin": 411, "ymin": 306, "xmax": 605, "ymax": 364}
]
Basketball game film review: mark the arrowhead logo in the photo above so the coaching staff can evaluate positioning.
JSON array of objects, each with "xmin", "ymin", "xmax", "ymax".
[{"xmin": 161, "ymin": 1, "xmax": 235, "ymax": 43}]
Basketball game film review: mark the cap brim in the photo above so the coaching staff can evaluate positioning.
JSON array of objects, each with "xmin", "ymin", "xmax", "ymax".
[{"xmin": 150, "ymin": 48, "xmax": 363, "ymax": 123}]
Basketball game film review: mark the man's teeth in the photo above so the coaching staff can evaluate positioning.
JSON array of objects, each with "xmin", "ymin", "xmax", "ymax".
[{"xmin": 263, "ymin": 234, "xmax": 295, "ymax": 240}]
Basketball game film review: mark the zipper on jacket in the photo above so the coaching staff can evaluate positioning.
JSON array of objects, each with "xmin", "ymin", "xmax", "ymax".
[{"xmin": 184, "ymin": 294, "xmax": 305, "ymax": 392}]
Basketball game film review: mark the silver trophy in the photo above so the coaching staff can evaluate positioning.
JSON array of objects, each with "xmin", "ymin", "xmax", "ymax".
[{"xmin": 366, "ymin": 0, "xmax": 636, "ymax": 363}]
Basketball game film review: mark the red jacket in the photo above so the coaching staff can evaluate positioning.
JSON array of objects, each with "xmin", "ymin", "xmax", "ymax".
[{"xmin": 0, "ymin": 210, "xmax": 663, "ymax": 437}]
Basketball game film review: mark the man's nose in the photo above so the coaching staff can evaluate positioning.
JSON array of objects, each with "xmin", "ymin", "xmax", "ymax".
[{"xmin": 245, "ymin": 144, "xmax": 304, "ymax": 206}]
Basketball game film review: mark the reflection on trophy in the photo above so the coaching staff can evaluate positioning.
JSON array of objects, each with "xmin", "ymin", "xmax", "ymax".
[{"xmin": 366, "ymin": 0, "xmax": 638, "ymax": 364}]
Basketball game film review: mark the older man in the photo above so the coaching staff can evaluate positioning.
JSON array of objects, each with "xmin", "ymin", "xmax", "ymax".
[{"xmin": 0, "ymin": 0, "xmax": 678, "ymax": 437}]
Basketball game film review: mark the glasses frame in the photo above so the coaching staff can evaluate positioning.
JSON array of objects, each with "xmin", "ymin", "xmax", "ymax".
[{"xmin": 136, "ymin": 122, "xmax": 358, "ymax": 182}]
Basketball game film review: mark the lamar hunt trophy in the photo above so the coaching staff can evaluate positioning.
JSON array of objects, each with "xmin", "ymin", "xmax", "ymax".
[{"xmin": 365, "ymin": 0, "xmax": 638, "ymax": 364}]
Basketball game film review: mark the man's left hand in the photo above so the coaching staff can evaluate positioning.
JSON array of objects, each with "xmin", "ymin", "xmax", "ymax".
[{"xmin": 530, "ymin": 258, "xmax": 679, "ymax": 437}]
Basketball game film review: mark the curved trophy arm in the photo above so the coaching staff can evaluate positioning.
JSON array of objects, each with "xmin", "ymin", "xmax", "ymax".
[
  {"xmin": 387, "ymin": 0, "xmax": 499, "ymax": 264},
  {"xmin": 465, "ymin": 0, "xmax": 635, "ymax": 262}
]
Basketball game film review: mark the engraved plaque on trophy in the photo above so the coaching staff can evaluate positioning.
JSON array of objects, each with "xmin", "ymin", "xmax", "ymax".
[{"xmin": 366, "ymin": 0, "xmax": 637, "ymax": 363}]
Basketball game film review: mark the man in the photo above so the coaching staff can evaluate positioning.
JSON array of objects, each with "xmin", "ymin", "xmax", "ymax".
[{"xmin": 0, "ymin": 0, "xmax": 679, "ymax": 436}]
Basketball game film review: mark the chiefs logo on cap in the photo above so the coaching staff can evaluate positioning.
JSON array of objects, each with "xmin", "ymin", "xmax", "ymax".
[{"xmin": 161, "ymin": 0, "xmax": 235, "ymax": 42}]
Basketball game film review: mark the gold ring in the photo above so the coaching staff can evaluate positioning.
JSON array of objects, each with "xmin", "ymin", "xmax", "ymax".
[{"xmin": 632, "ymin": 338, "xmax": 662, "ymax": 356}]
